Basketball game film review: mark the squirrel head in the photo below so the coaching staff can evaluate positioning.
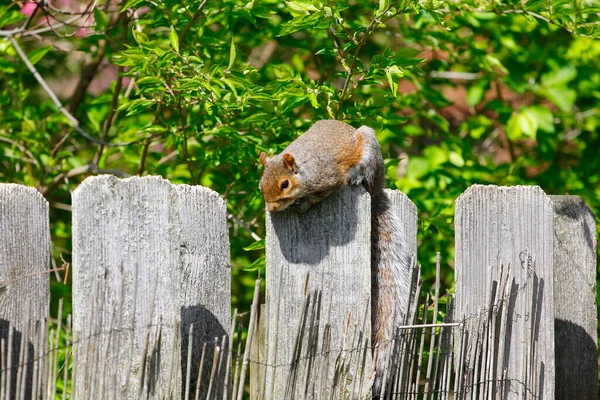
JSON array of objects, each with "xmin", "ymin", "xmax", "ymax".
[{"xmin": 259, "ymin": 152, "xmax": 301, "ymax": 212}]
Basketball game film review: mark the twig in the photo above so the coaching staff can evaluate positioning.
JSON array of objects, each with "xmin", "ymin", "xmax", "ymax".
[
  {"xmin": 8, "ymin": 36, "xmax": 160, "ymax": 148},
  {"xmin": 94, "ymin": 63, "xmax": 125, "ymax": 163},
  {"xmin": 0, "ymin": 14, "xmax": 82, "ymax": 37},
  {"xmin": 8, "ymin": 35, "xmax": 78, "ymax": 127},
  {"xmin": 430, "ymin": 71, "xmax": 483, "ymax": 80},
  {"xmin": 0, "ymin": 136, "xmax": 40, "ymax": 165},
  {"xmin": 0, "ymin": 0, "xmax": 40, "ymax": 36},
  {"xmin": 40, "ymin": 163, "xmax": 130, "ymax": 194},
  {"xmin": 327, "ymin": 29, "xmax": 350, "ymax": 74},
  {"xmin": 179, "ymin": 0, "xmax": 209, "ymax": 44},
  {"xmin": 68, "ymin": 43, "xmax": 108, "ymax": 115},
  {"xmin": 228, "ymin": 213, "xmax": 262, "ymax": 242},
  {"xmin": 335, "ymin": 4, "xmax": 395, "ymax": 117}
]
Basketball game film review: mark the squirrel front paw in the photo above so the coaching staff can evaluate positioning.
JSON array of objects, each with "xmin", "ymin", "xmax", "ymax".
[{"xmin": 290, "ymin": 197, "xmax": 312, "ymax": 213}]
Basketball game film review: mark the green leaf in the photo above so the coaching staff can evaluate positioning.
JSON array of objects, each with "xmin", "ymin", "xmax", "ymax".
[
  {"xmin": 228, "ymin": 37, "xmax": 236, "ymax": 70},
  {"xmin": 523, "ymin": 106, "xmax": 554, "ymax": 133},
  {"xmin": 244, "ymin": 256, "xmax": 266, "ymax": 272},
  {"xmin": 467, "ymin": 81, "xmax": 486, "ymax": 107},
  {"xmin": 385, "ymin": 65, "xmax": 404, "ymax": 97},
  {"xmin": 28, "ymin": 46, "xmax": 51, "ymax": 66},
  {"xmin": 122, "ymin": 0, "xmax": 145, "ymax": 11},
  {"xmin": 542, "ymin": 87, "xmax": 576, "ymax": 112},
  {"xmin": 378, "ymin": 0, "xmax": 390, "ymax": 15},
  {"xmin": 132, "ymin": 29, "xmax": 148, "ymax": 44},
  {"xmin": 506, "ymin": 110, "xmax": 536, "ymax": 140},
  {"xmin": 285, "ymin": 1, "xmax": 317, "ymax": 17},
  {"xmin": 541, "ymin": 66, "xmax": 577, "ymax": 87},
  {"xmin": 169, "ymin": 26, "xmax": 179, "ymax": 53},
  {"xmin": 118, "ymin": 98, "xmax": 155, "ymax": 116},
  {"xmin": 243, "ymin": 239, "xmax": 265, "ymax": 251},
  {"xmin": 483, "ymin": 54, "xmax": 508, "ymax": 74},
  {"xmin": 93, "ymin": 7, "xmax": 109, "ymax": 31},
  {"xmin": 448, "ymin": 152, "xmax": 464, "ymax": 167}
]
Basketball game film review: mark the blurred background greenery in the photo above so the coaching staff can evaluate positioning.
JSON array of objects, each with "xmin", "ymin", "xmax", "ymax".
[{"xmin": 1, "ymin": 0, "xmax": 599, "ymax": 362}]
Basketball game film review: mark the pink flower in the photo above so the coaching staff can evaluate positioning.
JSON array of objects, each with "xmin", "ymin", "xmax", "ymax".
[{"xmin": 21, "ymin": 2, "xmax": 37, "ymax": 16}]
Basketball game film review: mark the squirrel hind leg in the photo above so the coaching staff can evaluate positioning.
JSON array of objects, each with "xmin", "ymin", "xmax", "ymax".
[{"xmin": 348, "ymin": 125, "xmax": 385, "ymax": 196}]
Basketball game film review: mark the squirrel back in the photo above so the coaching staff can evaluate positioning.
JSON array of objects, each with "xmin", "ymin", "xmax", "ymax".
[{"xmin": 259, "ymin": 120, "xmax": 412, "ymax": 397}]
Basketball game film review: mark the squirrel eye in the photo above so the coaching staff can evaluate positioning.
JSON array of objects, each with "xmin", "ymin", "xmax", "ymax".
[{"xmin": 281, "ymin": 180, "xmax": 289, "ymax": 190}]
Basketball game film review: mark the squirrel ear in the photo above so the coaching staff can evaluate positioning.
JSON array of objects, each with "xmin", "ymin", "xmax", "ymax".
[
  {"xmin": 282, "ymin": 153, "xmax": 297, "ymax": 173},
  {"xmin": 259, "ymin": 152, "xmax": 268, "ymax": 166}
]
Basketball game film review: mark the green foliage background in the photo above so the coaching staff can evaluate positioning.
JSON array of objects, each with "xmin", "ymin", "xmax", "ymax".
[{"xmin": 1, "ymin": 0, "xmax": 599, "ymax": 352}]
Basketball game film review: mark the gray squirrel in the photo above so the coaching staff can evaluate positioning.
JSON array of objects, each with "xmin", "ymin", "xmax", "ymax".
[{"xmin": 259, "ymin": 120, "xmax": 412, "ymax": 396}]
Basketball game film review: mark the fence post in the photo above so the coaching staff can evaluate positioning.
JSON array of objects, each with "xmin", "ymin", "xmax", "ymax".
[
  {"xmin": 550, "ymin": 195, "xmax": 597, "ymax": 399},
  {"xmin": 71, "ymin": 175, "xmax": 231, "ymax": 399},
  {"xmin": 264, "ymin": 185, "xmax": 373, "ymax": 398},
  {"xmin": 0, "ymin": 184, "xmax": 50, "ymax": 397},
  {"xmin": 454, "ymin": 185, "xmax": 555, "ymax": 398}
]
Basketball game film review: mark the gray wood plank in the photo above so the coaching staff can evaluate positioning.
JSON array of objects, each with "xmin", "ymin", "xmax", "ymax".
[
  {"xmin": 454, "ymin": 185, "xmax": 555, "ymax": 399},
  {"xmin": 550, "ymin": 195, "xmax": 597, "ymax": 399},
  {"xmin": 264, "ymin": 185, "xmax": 373, "ymax": 398},
  {"xmin": 0, "ymin": 184, "xmax": 50, "ymax": 396},
  {"xmin": 386, "ymin": 189, "xmax": 418, "ymax": 322},
  {"xmin": 72, "ymin": 175, "xmax": 230, "ymax": 399}
]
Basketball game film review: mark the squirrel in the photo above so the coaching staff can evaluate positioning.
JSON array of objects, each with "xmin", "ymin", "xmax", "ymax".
[{"xmin": 259, "ymin": 120, "xmax": 412, "ymax": 396}]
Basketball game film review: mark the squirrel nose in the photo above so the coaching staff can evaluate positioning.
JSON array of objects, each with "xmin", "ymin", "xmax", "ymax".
[{"xmin": 267, "ymin": 203, "xmax": 278, "ymax": 212}]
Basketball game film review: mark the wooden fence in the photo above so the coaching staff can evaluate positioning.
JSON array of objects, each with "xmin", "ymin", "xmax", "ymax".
[{"xmin": 0, "ymin": 176, "xmax": 596, "ymax": 399}]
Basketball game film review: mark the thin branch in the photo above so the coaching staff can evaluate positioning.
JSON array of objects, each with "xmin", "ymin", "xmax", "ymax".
[
  {"xmin": 179, "ymin": 0, "xmax": 209, "ymax": 44},
  {"xmin": 0, "ymin": 136, "xmax": 40, "ymax": 165},
  {"xmin": 0, "ymin": 1, "xmax": 39, "ymax": 36},
  {"xmin": 94, "ymin": 9, "xmax": 131, "ymax": 163},
  {"xmin": 93, "ymin": 65, "xmax": 124, "ymax": 163},
  {"xmin": 137, "ymin": 96, "xmax": 164, "ymax": 175},
  {"xmin": 7, "ymin": 35, "xmax": 159, "ymax": 148},
  {"xmin": 328, "ymin": 29, "xmax": 351, "ymax": 74},
  {"xmin": 68, "ymin": 43, "xmax": 107, "ymax": 115},
  {"xmin": 8, "ymin": 36, "xmax": 78, "ymax": 127},
  {"xmin": 430, "ymin": 71, "xmax": 483, "ymax": 80},
  {"xmin": 40, "ymin": 163, "xmax": 130, "ymax": 194},
  {"xmin": 46, "ymin": 1, "xmax": 96, "ymax": 15},
  {"xmin": 21, "ymin": 2, "xmax": 41, "ymax": 31},
  {"xmin": 228, "ymin": 214, "xmax": 263, "ymax": 244},
  {"xmin": 0, "ymin": 14, "xmax": 81, "ymax": 37},
  {"xmin": 37, "ymin": 0, "xmax": 97, "ymax": 38},
  {"xmin": 50, "ymin": 132, "xmax": 72, "ymax": 158},
  {"xmin": 335, "ymin": 6, "xmax": 395, "ymax": 118}
]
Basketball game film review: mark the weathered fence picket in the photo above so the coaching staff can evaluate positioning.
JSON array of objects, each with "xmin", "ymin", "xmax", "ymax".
[
  {"xmin": 0, "ymin": 184, "xmax": 50, "ymax": 398},
  {"xmin": 454, "ymin": 185, "xmax": 556, "ymax": 398},
  {"xmin": 263, "ymin": 186, "xmax": 418, "ymax": 398},
  {"xmin": 71, "ymin": 175, "xmax": 231, "ymax": 399},
  {"xmin": 264, "ymin": 185, "xmax": 373, "ymax": 398},
  {"xmin": 550, "ymin": 195, "xmax": 598, "ymax": 399}
]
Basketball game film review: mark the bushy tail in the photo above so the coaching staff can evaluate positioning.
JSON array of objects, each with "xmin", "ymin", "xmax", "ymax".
[{"xmin": 370, "ymin": 191, "xmax": 413, "ymax": 397}]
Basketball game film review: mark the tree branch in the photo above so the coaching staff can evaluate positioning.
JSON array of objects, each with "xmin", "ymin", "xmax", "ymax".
[
  {"xmin": 40, "ymin": 163, "xmax": 130, "ymax": 195},
  {"xmin": 179, "ymin": 0, "xmax": 209, "ymax": 45},
  {"xmin": 335, "ymin": 5, "xmax": 395, "ymax": 118},
  {"xmin": 228, "ymin": 213, "xmax": 262, "ymax": 242},
  {"xmin": 8, "ymin": 35, "xmax": 160, "ymax": 148}
]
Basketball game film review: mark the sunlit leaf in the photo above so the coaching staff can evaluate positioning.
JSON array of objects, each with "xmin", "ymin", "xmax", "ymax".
[
  {"xmin": 169, "ymin": 26, "xmax": 179, "ymax": 53},
  {"xmin": 27, "ymin": 46, "xmax": 51, "ymax": 66}
]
